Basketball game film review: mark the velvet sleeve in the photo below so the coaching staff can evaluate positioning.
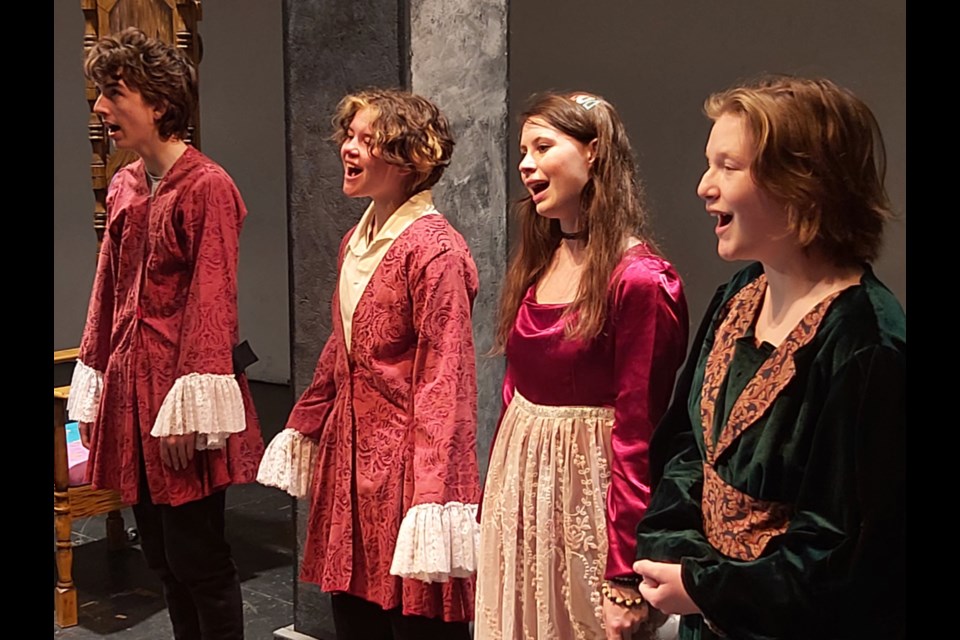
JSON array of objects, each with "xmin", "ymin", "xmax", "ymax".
[
  {"xmin": 604, "ymin": 259, "xmax": 689, "ymax": 580},
  {"xmin": 389, "ymin": 245, "xmax": 482, "ymax": 582},
  {"xmin": 149, "ymin": 170, "xmax": 248, "ymax": 448},
  {"xmin": 677, "ymin": 344, "xmax": 906, "ymax": 639},
  {"xmin": 634, "ymin": 285, "xmax": 727, "ymax": 565}
]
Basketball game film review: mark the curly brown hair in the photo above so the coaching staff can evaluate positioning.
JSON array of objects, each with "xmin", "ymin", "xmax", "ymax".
[
  {"xmin": 331, "ymin": 88, "xmax": 455, "ymax": 194},
  {"xmin": 704, "ymin": 75, "xmax": 892, "ymax": 266},
  {"xmin": 494, "ymin": 91, "xmax": 656, "ymax": 350},
  {"xmin": 84, "ymin": 27, "xmax": 198, "ymax": 141}
]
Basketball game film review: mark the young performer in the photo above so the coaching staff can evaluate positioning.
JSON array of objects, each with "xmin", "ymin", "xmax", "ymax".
[
  {"xmin": 633, "ymin": 76, "xmax": 906, "ymax": 640},
  {"xmin": 475, "ymin": 91, "xmax": 689, "ymax": 640},
  {"xmin": 257, "ymin": 89, "xmax": 481, "ymax": 640},
  {"xmin": 68, "ymin": 27, "xmax": 264, "ymax": 640}
]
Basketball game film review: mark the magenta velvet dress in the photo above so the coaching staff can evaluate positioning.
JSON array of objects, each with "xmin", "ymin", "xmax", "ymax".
[{"xmin": 476, "ymin": 244, "xmax": 688, "ymax": 640}]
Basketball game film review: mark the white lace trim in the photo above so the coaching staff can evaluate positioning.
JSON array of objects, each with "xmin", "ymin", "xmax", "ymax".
[
  {"xmin": 66, "ymin": 360, "xmax": 103, "ymax": 423},
  {"xmin": 256, "ymin": 429, "xmax": 318, "ymax": 498},
  {"xmin": 389, "ymin": 501, "xmax": 480, "ymax": 583},
  {"xmin": 150, "ymin": 373, "xmax": 246, "ymax": 450}
]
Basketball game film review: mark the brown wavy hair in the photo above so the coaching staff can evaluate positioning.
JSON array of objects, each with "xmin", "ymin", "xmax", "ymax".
[
  {"xmin": 494, "ymin": 91, "xmax": 655, "ymax": 351},
  {"xmin": 332, "ymin": 89, "xmax": 455, "ymax": 194},
  {"xmin": 84, "ymin": 27, "xmax": 198, "ymax": 141},
  {"xmin": 704, "ymin": 75, "xmax": 892, "ymax": 266}
]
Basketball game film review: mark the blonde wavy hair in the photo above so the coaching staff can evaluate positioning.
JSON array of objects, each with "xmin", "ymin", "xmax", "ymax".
[{"xmin": 332, "ymin": 88, "xmax": 455, "ymax": 194}]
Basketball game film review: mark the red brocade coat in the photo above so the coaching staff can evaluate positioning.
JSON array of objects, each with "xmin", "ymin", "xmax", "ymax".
[
  {"xmin": 68, "ymin": 147, "xmax": 264, "ymax": 507},
  {"xmin": 262, "ymin": 213, "xmax": 481, "ymax": 622}
]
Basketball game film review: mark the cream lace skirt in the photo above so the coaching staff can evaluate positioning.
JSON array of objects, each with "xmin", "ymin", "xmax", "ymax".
[{"xmin": 476, "ymin": 391, "xmax": 615, "ymax": 640}]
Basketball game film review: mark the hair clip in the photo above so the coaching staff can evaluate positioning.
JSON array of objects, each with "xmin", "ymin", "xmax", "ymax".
[{"xmin": 572, "ymin": 95, "xmax": 602, "ymax": 111}]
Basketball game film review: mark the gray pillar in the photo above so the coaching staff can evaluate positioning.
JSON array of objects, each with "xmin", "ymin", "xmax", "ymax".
[
  {"xmin": 409, "ymin": 0, "xmax": 508, "ymax": 473},
  {"xmin": 281, "ymin": 1, "xmax": 507, "ymax": 637}
]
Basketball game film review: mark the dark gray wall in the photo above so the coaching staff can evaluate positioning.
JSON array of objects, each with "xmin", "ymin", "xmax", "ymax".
[
  {"xmin": 284, "ymin": 1, "xmax": 403, "ymax": 636},
  {"xmin": 509, "ymin": 0, "xmax": 907, "ymax": 331},
  {"xmin": 53, "ymin": 1, "xmax": 290, "ymax": 384}
]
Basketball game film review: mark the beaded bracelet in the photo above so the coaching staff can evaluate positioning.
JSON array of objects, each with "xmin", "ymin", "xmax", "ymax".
[{"xmin": 600, "ymin": 581, "xmax": 645, "ymax": 609}]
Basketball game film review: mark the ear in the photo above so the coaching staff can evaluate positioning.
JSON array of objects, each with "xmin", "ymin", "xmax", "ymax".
[
  {"xmin": 586, "ymin": 138, "xmax": 599, "ymax": 165},
  {"xmin": 151, "ymin": 100, "xmax": 168, "ymax": 123}
]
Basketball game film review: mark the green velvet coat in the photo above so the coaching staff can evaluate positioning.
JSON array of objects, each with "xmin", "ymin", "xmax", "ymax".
[{"xmin": 636, "ymin": 263, "xmax": 905, "ymax": 639}]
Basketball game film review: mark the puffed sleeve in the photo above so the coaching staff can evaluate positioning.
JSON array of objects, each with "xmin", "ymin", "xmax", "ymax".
[
  {"xmin": 149, "ymin": 171, "xmax": 247, "ymax": 450},
  {"xmin": 678, "ymin": 344, "xmax": 906, "ymax": 639},
  {"xmin": 67, "ymin": 185, "xmax": 122, "ymax": 423},
  {"xmin": 604, "ymin": 256, "xmax": 689, "ymax": 580},
  {"xmin": 389, "ymin": 245, "xmax": 482, "ymax": 583}
]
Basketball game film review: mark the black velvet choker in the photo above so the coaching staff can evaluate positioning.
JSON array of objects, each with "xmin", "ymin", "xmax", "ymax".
[{"xmin": 559, "ymin": 229, "xmax": 587, "ymax": 241}]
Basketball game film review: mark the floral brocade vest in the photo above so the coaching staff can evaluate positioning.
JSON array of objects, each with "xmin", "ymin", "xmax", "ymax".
[{"xmin": 699, "ymin": 275, "xmax": 842, "ymax": 561}]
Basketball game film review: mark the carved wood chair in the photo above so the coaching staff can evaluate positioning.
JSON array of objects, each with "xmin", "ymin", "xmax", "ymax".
[{"xmin": 53, "ymin": 349, "xmax": 129, "ymax": 628}]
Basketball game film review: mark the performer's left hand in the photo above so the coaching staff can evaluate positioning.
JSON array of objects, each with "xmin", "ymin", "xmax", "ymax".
[
  {"xmin": 633, "ymin": 559, "xmax": 701, "ymax": 616},
  {"xmin": 159, "ymin": 433, "xmax": 197, "ymax": 471},
  {"xmin": 602, "ymin": 583, "xmax": 648, "ymax": 639}
]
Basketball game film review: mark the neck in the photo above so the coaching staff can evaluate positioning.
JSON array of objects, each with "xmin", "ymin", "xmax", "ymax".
[
  {"xmin": 556, "ymin": 235, "xmax": 588, "ymax": 265},
  {"xmin": 557, "ymin": 211, "xmax": 587, "ymax": 248},
  {"xmin": 761, "ymin": 251, "xmax": 863, "ymax": 320},
  {"xmin": 372, "ymin": 191, "xmax": 413, "ymax": 232},
  {"xmin": 140, "ymin": 138, "xmax": 188, "ymax": 179}
]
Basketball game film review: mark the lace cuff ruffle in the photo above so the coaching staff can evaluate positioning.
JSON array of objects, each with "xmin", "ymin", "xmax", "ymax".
[
  {"xmin": 150, "ymin": 372, "xmax": 246, "ymax": 450},
  {"xmin": 256, "ymin": 429, "xmax": 318, "ymax": 497},
  {"xmin": 66, "ymin": 359, "xmax": 103, "ymax": 423},
  {"xmin": 389, "ymin": 501, "xmax": 480, "ymax": 583}
]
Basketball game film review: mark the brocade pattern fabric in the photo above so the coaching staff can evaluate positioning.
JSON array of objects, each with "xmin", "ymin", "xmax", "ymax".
[{"xmin": 69, "ymin": 147, "xmax": 264, "ymax": 507}]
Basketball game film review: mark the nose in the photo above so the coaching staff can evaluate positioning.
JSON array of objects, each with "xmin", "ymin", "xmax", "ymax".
[
  {"xmin": 93, "ymin": 93, "xmax": 106, "ymax": 115},
  {"xmin": 697, "ymin": 167, "xmax": 717, "ymax": 201},
  {"xmin": 341, "ymin": 136, "xmax": 358, "ymax": 158},
  {"xmin": 518, "ymin": 150, "xmax": 536, "ymax": 176}
]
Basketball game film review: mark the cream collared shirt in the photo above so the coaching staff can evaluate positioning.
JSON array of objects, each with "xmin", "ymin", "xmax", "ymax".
[{"xmin": 339, "ymin": 190, "xmax": 439, "ymax": 351}]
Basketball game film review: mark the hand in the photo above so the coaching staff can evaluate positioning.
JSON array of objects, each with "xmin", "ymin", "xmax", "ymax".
[
  {"xmin": 633, "ymin": 559, "xmax": 701, "ymax": 616},
  {"xmin": 79, "ymin": 421, "xmax": 92, "ymax": 449},
  {"xmin": 602, "ymin": 584, "xmax": 649, "ymax": 640},
  {"xmin": 159, "ymin": 433, "xmax": 197, "ymax": 471}
]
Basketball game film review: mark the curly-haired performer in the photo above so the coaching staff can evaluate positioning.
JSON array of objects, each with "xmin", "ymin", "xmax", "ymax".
[
  {"xmin": 258, "ymin": 89, "xmax": 481, "ymax": 640},
  {"xmin": 68, "ymin": 28, "xmax": 264, "ymax": 639}
]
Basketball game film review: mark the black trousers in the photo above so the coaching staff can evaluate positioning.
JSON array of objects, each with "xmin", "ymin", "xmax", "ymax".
[
  {"xmin": 133, "ymin": 478, "xmax": 244, "ymax": 640},
  {"xmin": 331, "ymin": 592, "xmax": 471, "ymax": 640}
]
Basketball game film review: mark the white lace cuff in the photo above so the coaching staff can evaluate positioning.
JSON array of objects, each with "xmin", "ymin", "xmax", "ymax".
[
  {"xmin": 389, "ymin": 501, "xmax": 480, "ymax": 583},
  {"xmin": 66, "ymin": 359, "xmax": 103, "ymax": 423},
  {"xmin": 150, "ymin": 373, "xmax": 246, "ymax": 450},
  {"xmin": 256, "ymin": 429, "xmax": 318, "ymax": 498}
]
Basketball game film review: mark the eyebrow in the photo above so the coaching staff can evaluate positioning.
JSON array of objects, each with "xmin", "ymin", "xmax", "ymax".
[{"xmin": 520, "ymin": 135, "xmax": 551, "ymax": 148}]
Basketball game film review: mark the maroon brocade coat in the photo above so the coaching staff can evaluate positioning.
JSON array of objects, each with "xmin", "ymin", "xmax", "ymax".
[
  {"xmin": 75, "ymin": 147, "xmax": 264, "ymax": 507},
  {"xmin": 287, "ymin": 214, "xmax": 481, "ymax": 621}
]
